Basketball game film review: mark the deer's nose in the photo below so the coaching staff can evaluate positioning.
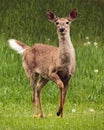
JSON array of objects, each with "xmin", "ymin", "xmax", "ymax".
[{"xmin": 59, "ymin": 28, "xmax": 65, "ymax": 32}]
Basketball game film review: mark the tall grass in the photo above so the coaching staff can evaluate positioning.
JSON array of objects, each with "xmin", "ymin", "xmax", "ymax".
[{"xmin": 0, "ymin": 0, "xmax": 104, "ymax": 129}]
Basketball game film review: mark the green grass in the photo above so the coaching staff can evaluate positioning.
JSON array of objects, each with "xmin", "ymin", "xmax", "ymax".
[
  {"xmin": 0, "ymin": 0, "xmax": 104, "ymax": 130},
  {"xmin": 0, "ymin": 102, "xmax": 104, "ymax": 130}
]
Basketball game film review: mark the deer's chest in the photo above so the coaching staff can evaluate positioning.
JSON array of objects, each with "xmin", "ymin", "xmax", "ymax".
[{"xmin": 57, "ymin": 67, "xmax": 71, "ymax": 86}]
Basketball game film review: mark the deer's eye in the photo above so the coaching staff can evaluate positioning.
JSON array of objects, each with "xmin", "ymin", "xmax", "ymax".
[
  {"xmin": 66, "ymin": 21, "xmax": 69, "ymax": 24},
  {"xmin": 56, "ymin": 22, "xmax": 59, "ymax": 25}
]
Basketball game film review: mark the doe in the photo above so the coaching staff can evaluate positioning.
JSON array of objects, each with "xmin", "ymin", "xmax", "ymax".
[{"xmin": 8, "ymin": 8, "xmax": 77, "ymax": 118}]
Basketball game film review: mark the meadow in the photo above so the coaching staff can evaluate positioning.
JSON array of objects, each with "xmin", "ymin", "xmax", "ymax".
[{"xmin": 0, "ymin": 0, "xmax": 104, "ymax": 130}]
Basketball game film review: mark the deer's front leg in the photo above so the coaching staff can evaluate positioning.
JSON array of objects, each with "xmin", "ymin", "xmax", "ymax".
[
  {"xmin": 56, "ymin": 87, "xmax": 64, "ymax": 117},
  {"xmin": 49, "ymin": 68, "xmax": 64, "ymax": 89},
  {"xmin": 49, "ymin": 69, "xmax": 64, "ymax": 117}
]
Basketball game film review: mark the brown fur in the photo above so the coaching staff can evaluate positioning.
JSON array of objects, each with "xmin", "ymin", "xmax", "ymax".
[{"xmin": 9, "ymin": 9, "xmax": 77, "ymax": 118}]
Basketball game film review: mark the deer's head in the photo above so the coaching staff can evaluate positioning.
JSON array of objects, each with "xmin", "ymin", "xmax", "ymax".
[{"xmin": 47, "ymin": 9, "xmax": 77, "ymax": 36}]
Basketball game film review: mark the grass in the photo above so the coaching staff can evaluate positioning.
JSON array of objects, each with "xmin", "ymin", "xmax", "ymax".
[
  {"xmin": 0, "ymin": 102, "xmax": 104, "ymax": 130},
  {"xmin": 0, "ymin": 0, "xmax": 104, "ymax": 130}
]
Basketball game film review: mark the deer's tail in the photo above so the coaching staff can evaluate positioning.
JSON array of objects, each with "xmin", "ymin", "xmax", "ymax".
[{"xmin": 8, "ymin": 39, "xmax": 29, "ymax": 54}]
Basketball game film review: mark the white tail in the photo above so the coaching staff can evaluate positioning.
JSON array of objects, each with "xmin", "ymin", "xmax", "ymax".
[
  {"xmin": 8, "ymin": 39, "xmax": 27, "ymax": 54},
  {"xmin": 8, "ymin": 9, "xmax": 77, "ymax": 118}
]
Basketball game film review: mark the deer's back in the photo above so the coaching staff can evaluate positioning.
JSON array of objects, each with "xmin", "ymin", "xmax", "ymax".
[{"xmin": 23, "ymin": 44, "xmax": 58, "ymax": 78}]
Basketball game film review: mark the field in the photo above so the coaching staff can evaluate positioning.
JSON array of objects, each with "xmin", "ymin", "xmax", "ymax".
[{"xmin": 0, "ymin": 0, "xmax": 104, "ymax": 130}]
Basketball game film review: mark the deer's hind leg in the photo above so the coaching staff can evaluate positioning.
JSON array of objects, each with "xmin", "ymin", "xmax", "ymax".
[
  {"xmin": 36, "ymin": 77, "xmax": 48, "ymax": 117},
  {"xmin": 29, "ymin": 73, "xmax": 39, "ymax": 117}
]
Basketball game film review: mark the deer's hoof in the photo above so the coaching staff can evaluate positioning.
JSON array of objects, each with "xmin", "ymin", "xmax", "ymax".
[
  {"xmin": 33, "ymin": 114, "xmax": 38, "ymax": 118},
  {"xmin": 57, "ymin": 111, "xmax": 60, "ymax": 116},
  {"xmin": 40, "ymin": 114, "xmax": 44, "ymax": 118}
]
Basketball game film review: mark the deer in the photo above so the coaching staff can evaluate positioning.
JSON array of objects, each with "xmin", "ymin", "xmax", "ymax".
[{"xmin": 8, "ymin": 8, "xmax": 77, "ymax": 118}]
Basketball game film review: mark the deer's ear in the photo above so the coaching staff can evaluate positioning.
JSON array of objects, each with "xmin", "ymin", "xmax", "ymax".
[
  {"xmin": 67, "ymin": 9, "xmax": 77, "ymax": 21},
  {"xmin": 47, "ymin": 10, "xmax": 58, "ymax": 22}
]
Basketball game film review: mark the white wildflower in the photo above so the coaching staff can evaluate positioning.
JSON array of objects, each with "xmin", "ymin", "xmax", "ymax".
[
  {"xmin": 84, "ymin": 42, "xmax": 87, "ymax": 46},
  {"xmin": 93, "ymin": 42, "xmax": 98, "ymax": 46},
  {"xmin": 94, "ymin": 69, "xmax": 98, "ymax": 73},
  {"xmin": 47, "ymin": 38, "xmax": 50, "ymax": 41},
  {"xmin": 86, "ymin": 37, "xmax": 89, "ymax": 40},
  {"xmin": 87, "ymin": 41, "xmax": 91, "ymax": 45},
  {"xmin": 89, "ymin": 108, "xmax": 95, "ymax": 113},
  {"xmin": 84, "ymin": 41, "xmax": 91, "ymax": 46},
  {"xmin": 72, "ymin": 109, "xmax": 76, "ymax": 113}
]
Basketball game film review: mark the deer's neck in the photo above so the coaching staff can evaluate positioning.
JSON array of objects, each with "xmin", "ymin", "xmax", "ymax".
[
  {"xmin": 58, "ymin": 32, "xmax": 75, "ymax": 68},
  {"xmin": 58, "ymin": 30, "xmax": 74, "ymax": 47}
]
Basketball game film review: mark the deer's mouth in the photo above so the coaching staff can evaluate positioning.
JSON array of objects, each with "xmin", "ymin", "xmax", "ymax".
[
  {"xmin": 60, "ymin": 31, "xmax": 65, "ymax": 35},
  {"xmin": 58, "ymin": 28, "xmax": 66, "ymax": 35}
]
